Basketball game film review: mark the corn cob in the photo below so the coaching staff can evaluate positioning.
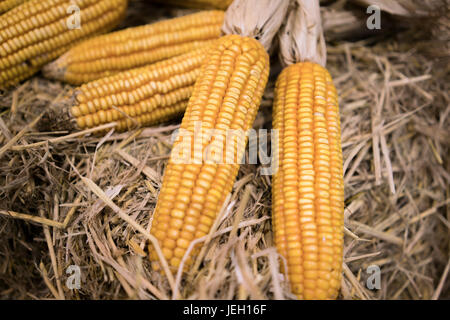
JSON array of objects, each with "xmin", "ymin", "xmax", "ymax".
[
  {"xmin": 149, "ymin": 0, "xmax": 233, "ymax": 10},
  {"xmin": 43, "ymin": 10, "xmax": 224, "ymax": 85},
  {"xmin": 148, "ymin": 35, "xmax": 269, "ymax": 272},
  {"xmin": 272, "ymin": 62, "xmax": 344, "ymax": 300},
  {"xmin": 41, "ymin": 46, "xmax": 210, "ymax": 132},
  {"xmin": 0, "ymin": 0, "xmax": 128, "ymax": 88},
  {"xmin": 0, "ymin": 0, "xmax": 27, "ymax": 13}
]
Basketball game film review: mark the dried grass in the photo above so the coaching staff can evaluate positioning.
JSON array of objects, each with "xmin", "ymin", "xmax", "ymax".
[{"xmin": 0, "ymin": 1, "xmax": 449, "ymax": 300}]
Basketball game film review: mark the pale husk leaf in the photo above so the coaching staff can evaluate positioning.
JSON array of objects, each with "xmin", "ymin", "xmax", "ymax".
[
  {"xmin": 278, "ymin": 0, "xmax": 327, "ymax": 67},
  {"xmin": 222, "ymin": 0, "xmax": 290, "ymax": 52}
]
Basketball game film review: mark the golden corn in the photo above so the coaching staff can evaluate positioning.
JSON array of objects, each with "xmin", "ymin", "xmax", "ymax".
[
  {"xmin": 0, "ymin": 0, "xmax": 128, "ymax": 88},
  {"xmin": 272, "ymin": 62, "xmax": 344, "ymax": 300},
  {"xmin": 43, "ymin": 10, "xmax": 224, "ymax": 85},
  {"xmin": 0, "ymin": 0, "xmax": 27, "ymax": 13},
  {"xmin": 60, "ymin": 46, "xmax": 210, "ymax": 132},
  {"xmin": 148, "ymin": 35, "xmax": 269, "ymax": 272},
  {"xmin": 150, "ymin": 0, "xmax": 233, "ymax": 10}
]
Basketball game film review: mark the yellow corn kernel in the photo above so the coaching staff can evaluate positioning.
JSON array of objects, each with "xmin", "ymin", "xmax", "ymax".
[
  {"xmin": 149, "ymin": 35, "xmax": 269, "ymax": 272},
  {"xmin": 0, "ymin": 0, "xmax": 27, "ymax": 13},
  {"xmin": 272, "ymin": 62, "xmax": 344, "ymax": 300},
  {"xmin": 43, "ymin": 10, "xmax": 224, "ymax": 85},
  {"xmin": 0, "ymin": 0, "xmax": 128, "ymax": 88}
]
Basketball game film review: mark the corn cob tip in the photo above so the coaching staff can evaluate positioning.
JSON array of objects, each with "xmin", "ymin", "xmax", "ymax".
[
  {"xmin": 42, "ymin": 55, "xmax": 69, "ymax": 83},
  {"xmin": 37, "ymin": 92, "xmax": 80, "ymax": 132}
]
